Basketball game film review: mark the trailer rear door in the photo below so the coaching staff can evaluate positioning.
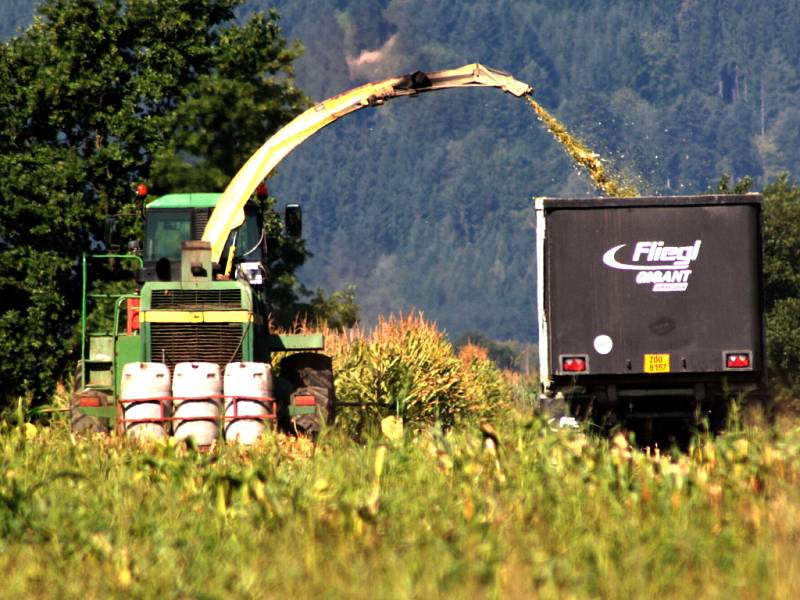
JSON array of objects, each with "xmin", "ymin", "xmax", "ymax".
[{"xmin": 539, "ymin": 195, "xmax": 763, "ymax": 378}]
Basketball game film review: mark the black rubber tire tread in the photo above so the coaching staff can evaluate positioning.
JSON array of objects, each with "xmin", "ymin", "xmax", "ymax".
[
  {"xmin": 279, "ymin": 352, "xmax": 336, "ymax": 433},
  {"xmin": 70, "ymin": 389, "xmax": 111, "ymax": 435}
]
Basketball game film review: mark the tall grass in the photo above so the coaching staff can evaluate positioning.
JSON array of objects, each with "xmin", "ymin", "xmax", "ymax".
[
  {"xmin": 0, "ymin": 416, "xmax": 798, "ymax": 598},
  {"xmin": 2, "ymin": 315, "xmax": 797, "ymax": 597}
]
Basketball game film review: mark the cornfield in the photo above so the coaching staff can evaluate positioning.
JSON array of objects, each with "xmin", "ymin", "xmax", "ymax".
[
  {"xmin": 1, "ymin": 316, "xmax": 798, "ymax": 598},
  {"xmin": 1, "ymin": 415, "xmax": 799, "ymax": 598},
  {"xmin": 308, "ymin": 314, "xmax": 511, "ymax": 438}
]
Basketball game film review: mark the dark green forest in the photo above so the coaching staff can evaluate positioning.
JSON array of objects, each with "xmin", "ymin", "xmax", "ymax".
[{"xmin": 3, "ymin": 0, "xmax": 800, "ymax": 401}]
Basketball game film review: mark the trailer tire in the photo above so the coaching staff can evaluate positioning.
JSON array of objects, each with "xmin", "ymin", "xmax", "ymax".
[
  {"xmin": 279, "ymin": 353, "xmax": 336, "ymax": 436},
  {"xmin": 70, "ymin": 390, "xmax": 111, "ymax": 435}
]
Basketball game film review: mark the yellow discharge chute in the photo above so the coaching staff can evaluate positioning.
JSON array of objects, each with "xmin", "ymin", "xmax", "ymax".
[{"xmin": 201, "ymin": 63, "xmax": 533, "ymax": 265}]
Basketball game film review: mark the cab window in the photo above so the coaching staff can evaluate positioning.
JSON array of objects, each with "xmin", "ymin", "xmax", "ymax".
[
  {"xmin": 222, "ymin": 210, "xmax": 263, "ymax": 262},
  {"xmin": 145, "ymin": 210, "xmax": 192, "ymax": 261}
]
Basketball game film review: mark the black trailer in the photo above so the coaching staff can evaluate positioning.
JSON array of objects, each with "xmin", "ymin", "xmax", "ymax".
[{"xmin": 535, "ymin": 194, "xmax": 767, "ymax": 431}]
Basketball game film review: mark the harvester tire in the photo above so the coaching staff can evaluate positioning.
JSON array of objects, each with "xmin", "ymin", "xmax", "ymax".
[
  {"xmin": 70, "ymin": 390, "xmax": 111, "ymax": 435},
  {"xmin": 279, "ymin": 352, "xmax": 336, "ymax": 436}
]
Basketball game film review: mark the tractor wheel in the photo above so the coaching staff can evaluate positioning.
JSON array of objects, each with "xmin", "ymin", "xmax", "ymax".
[
  {"xmin": 279, "ymin": 352, "xmax": 336, "ymax": 436},
  {"xmin": 70, "ymin": 390, "xmax": 111, "ymax": 435}
]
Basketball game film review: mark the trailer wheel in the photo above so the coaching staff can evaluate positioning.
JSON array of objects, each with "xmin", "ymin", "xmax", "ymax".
[
  {"xmin": 70, "ymin": 390, "xmax": 111, "ymax": 435},
  {"xmin": 279, "ymin": 352, "xmax": 336, "ymax": 436}
]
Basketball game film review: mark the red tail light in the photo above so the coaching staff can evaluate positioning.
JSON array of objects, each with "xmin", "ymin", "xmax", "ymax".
[
  {"xmin": 562, "ymin": 356, "xmax": 587, "ymax": 372},
  {"xmin": 726, "ymin": 353, "xmax": 751, "ymax": 369}
]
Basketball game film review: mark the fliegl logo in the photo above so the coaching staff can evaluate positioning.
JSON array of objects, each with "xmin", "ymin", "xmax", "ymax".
[{"xmin": 602, "ymin": 240, "xmax": 702, "ymax": 292}]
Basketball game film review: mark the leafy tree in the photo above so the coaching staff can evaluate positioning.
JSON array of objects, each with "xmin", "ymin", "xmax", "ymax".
[
  {"xmin": 761, "ymin": 175, "xmax": 800, "ymax": 396},
  {"xmin": 761, "ymin": 175, "xmax": 800, "ymax": 307},
  {"xmin": 0, "ymin": 0, "xmax": 306, "ymax": 406},
  {"xmin": 308, "ymin": 285, "xmax": 360, "ymax": 332},
  {"xmin": 715, "ymin": 173, "xmax": 754, "ymax": 195},
  {"xmin": 719, "ymin": 173, "xmax": 800, "ymax": 397},
  {"xmin": 150, "ymin": 7, "xmax": 306, "ymax": 190},
  {"xmin": 636, "ymin": 30, "xmax": 679, "ymax": 103}
]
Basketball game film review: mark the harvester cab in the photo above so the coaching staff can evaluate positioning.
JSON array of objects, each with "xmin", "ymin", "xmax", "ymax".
[{"xmin": 137, "ymin": 193, "xmax": 270, "ymax": 287}]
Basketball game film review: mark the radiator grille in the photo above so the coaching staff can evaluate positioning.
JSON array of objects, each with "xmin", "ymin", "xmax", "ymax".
[
  {"xmin": 149, "ymin": 289, "xmax": 242, "ymax": 309},
  {"xmin": 150, "ymin": 322, "xmax": 244, "ymax": 372}
]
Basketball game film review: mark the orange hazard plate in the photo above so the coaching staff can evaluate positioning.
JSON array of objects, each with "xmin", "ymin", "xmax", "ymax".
[{"xmin": 644, "ymin": 354, "xmax": 670, "ymax": 373}]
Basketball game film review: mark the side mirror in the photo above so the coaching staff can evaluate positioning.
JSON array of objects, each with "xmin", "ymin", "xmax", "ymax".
[
  {"xmin": 104, "ymin": 216, "xmax": 124, "ymax": 252},
  {"xmin": 285, "ymin": 204, "xmax": 302, "ymax": 238}
]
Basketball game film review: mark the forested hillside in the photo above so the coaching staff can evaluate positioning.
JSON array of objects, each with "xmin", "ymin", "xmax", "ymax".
[
  {"xmin": 5, "ymin": 0, "xmax": 800, "ymax": 343},
  {"xmin": 241, "ymin": 0, "xmax": 800, "ymax": 341}
]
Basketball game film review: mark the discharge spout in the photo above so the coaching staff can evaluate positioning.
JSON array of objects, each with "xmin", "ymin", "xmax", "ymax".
[{"xmin": 202, "ymin": 63, "xmax": 533, "ymax": 266}]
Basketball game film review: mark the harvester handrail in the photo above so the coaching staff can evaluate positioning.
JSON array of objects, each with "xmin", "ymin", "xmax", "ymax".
[{"xmin": 80, "ymin": 253, "xmax": 144, "ymax": 390}]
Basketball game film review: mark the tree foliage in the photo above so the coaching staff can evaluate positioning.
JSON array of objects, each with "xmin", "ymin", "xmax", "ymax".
[
  {"xmin": 761, "ymin": 175, "xmax": 800, "ymax": 396},
  {"xmin": 719, "ymin": 173, "xmax": 800, "ymax": 397},
  {"xmin": 0, "ymin": 0, "xmax": 306, "ymax": 405},
  {"xmin": 150, "ymin": 5, "xmax": 306, "ymax": 192}
]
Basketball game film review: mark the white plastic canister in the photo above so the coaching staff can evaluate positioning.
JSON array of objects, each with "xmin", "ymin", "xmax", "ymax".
[
  {"xmin": 172, "ymin": 362, "xmax": 222, "ymax": 446},
  {"xmin": 224, "ymin": 362, "xmax": 273, "ymax": 444},
  {"xmin": 120, "ymin": 362, "xmax": 171, "ymax": 439}
]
